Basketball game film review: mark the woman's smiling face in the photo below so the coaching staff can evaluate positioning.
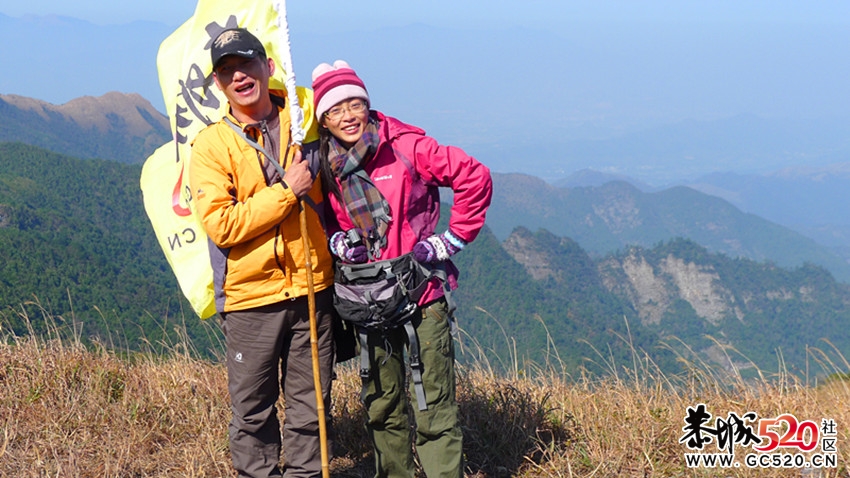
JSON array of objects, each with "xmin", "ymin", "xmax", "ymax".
[{"xmin": 321, "ymin": 98, "xmax": 370, "ymax": 148}]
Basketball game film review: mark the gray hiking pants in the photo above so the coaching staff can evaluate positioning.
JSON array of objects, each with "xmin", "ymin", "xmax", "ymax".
[{"xmin": 221, "ymin": 289, "xmax": 335, "ymax": 478}]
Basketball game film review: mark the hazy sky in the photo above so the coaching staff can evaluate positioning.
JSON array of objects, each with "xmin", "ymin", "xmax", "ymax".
[
  {"xmin": 3, "ymin": 1, "xmax": 850, "ymax": 181},
  {"xmin": 3, "ymin": 1, "xmax": 850, "ymax": 29}
]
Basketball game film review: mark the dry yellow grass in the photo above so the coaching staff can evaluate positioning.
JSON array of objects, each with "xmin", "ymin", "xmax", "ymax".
[{"xmin": 2, "ymin": 313, "xmax": 850, "ymax": 477}]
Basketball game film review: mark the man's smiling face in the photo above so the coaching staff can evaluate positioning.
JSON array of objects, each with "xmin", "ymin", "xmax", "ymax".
[{"xmin": 213, "ymin": 55, "xmax": 275, "ymax": 122}]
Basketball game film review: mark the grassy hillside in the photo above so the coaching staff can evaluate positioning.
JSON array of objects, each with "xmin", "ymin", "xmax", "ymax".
[
  {"xmin": 5, "ymin": 141, "xmax": 850, "ymax": 380},
  {"xmin": 451, "ymin": 225, "xmax": 670, "ymax": 374},
  {"xmin": 450, "ymin": 220, "xmax": 850, "ymax": 381},
  {"xmin": 0, "ymin": 142, "xmax": 218, "ymax": 356},
  {"xmin": 2, "ymin": 326, "xmax": 848, "ymax": 476}
]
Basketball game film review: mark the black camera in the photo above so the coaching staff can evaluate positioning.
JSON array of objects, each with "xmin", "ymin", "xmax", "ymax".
[{"xmin": 345, "ymin": 229, "xmax": 363, "ymax": 248}]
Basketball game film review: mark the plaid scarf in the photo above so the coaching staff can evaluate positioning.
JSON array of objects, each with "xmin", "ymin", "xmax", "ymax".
[{"xmin": 328, "ymin": 119, "xmax": 391, "ymax": 259}]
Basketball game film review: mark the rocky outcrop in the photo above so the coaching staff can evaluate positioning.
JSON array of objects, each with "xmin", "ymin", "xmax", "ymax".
[
  {"xmin": 598, "ymin": 250, "xmax": 746, "ymax": 326},
  {"xmin": 659, "ymin": 256, "xmax": 743, "ymax": 325},
  {"xmin": 503, "ymin": 228, "xmax": 559, "ymax": 281}
]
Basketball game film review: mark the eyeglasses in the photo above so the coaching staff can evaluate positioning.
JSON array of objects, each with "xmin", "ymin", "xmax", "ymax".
[{"xmin": 324, "ymin": 100, "xmax": 368, "ymax": 122}]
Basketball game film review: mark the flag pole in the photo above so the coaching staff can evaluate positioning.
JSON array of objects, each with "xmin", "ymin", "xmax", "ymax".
[{"xmin": 273, "ymin": 2, "xmax": 330, "ymax": 477}]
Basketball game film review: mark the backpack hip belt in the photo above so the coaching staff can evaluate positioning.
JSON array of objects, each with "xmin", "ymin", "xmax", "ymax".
[{"xmin": 334, "ymin": 253, "xmax": 455, "ymax": 411}]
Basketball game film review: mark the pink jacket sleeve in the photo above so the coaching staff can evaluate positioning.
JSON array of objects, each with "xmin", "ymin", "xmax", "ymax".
[{"xmin": 408, "ymin": 135, "xmax": 493, "ymax": 243}]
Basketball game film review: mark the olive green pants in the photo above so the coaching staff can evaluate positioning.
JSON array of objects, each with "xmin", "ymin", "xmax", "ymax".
[{"xmin": 362, "ymin": 299, "xmax": 463, "ymax": 478}]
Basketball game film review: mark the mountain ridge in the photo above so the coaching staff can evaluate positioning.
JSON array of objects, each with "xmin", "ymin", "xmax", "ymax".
[
  {"xmin": 485, "ymin": 173, "xmax": 850, "ymax": 283},
  {"xmin": 2, "ymin": 92, "xmax": 167, "ymax": 135},
  {"xmin": 0, "ymin": 92, "xmax": 169, "ymax": 164},
  {"xmin": 451, "ymin": 225, "xmax": 850, "ymax": 377},
  {"xmin": 2, "ymin": 90, "xmax": 846, "ymax": 283},
  {"xmin": 2, "ymin": 140, "xmax": 849, "ymax": 378}
]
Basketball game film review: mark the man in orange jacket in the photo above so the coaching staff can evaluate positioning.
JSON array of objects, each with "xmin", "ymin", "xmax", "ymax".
[{"xmin": 190, "ymin": 28, "xmax": 335, "ymax": 478}]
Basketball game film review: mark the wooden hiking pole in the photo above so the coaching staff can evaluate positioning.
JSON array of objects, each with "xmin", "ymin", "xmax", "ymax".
[
  {"xmin": 274, "ymin": 1, "xmax": 329, "ymax": 475},
  {"xmin": 299, "ymin": 198, "xmax": 330, "ymax": 478}
]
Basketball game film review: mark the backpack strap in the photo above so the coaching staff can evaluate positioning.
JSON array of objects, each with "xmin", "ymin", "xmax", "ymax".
[
  {"xmin": 222, "ymin": 116, "xmax": 326, "ymax": 231},
  {"xmin": 404, "ymin": 320, "xmax": 427, "ymax": 411},
  {"xmin": 357, "ymin": 321, "xmax": 428, "ymax": 411},
  {"xmin": 400, "ymin": 262, "xmax": 454, "ymax": 412},
  {"xmin": 414, "ymin": 260, "xmax": 457, "ymax": 319},
  {"xmin": 337, "ymin": 260, "xmax": 395, "ymax": 282},
  {"xmin": 358, "ymin": 328, "xmax": 370, "ymax": 404},
  {"xmin": 223, "ymin": 116, "xmax": 278, "ymax": 169}
]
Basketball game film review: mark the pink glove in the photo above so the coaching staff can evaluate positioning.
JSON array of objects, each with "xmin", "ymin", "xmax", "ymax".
[
  {"xmin": 413, "ymin": 230, "xmax": 467, "ymax": 263},
  {"xmin": 330, "ymin": 230, "xmax": 368, "ymax": 263}
]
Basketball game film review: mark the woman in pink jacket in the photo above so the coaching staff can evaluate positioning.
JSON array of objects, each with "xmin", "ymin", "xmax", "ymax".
[{"xmin": 312, "ymin": 60, "xmax": 492, "ymax": 477}]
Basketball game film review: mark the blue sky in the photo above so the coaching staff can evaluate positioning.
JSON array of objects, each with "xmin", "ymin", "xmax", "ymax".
[
  {"xmin": 2, "ymin": 1, "xmax": 850, "ymax": 181},
  {"xmin": 4, "ymin": 1, "xmax": 850, "ymax": 28}
]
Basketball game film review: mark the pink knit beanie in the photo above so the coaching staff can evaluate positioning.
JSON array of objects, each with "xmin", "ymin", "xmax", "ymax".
[{"xmin": 311, "ymin": 60, "xmax": 369, "ymax": 120}]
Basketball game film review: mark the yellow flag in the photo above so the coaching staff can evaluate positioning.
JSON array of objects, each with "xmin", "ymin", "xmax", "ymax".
[{"xmin": 140, "ymin": 0, "xmax": 316, "ymax": 319}]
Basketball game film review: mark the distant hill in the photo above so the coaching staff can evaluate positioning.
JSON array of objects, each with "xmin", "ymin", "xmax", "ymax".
[
  {"xmin": 685, "ymin": 165, "xmax": 850, "ymax": 254},
  {"xmin": 485, "ymin": 173, "xmax": 850, "ymax": 283},
  {"xmin": 0, "ymin": 92, "xmax": 170, "ymax": 164},
  {"xmin": 6, "ymin": 90, "xmax": 842, "ymax": 285},
  {"xmin": 3, "ymin": 141, "xmax": 850, "ymax": 378},
  {"xmin": 453, "ymin": 226, "xmax": 850, "ymax": 379},
  {"xmin": 0, "ymin": 13, "xmax": 173, "ymax": 118},
  {"xmin": 549, "ymin": 165, "xmax": 850, "ymax": 279},
  {"xmin": 552, "ymin": 168, "xmax": 655, "ymax": 191}
]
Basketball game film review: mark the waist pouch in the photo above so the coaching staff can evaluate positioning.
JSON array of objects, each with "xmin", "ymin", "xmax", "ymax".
[
  {"xmin": 334, "ymin": 253, "xmax": 427, "ymax": 331},
  {"xmin": 334, "ymin": 253, "xmax": 452, "ymax": 410}
]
